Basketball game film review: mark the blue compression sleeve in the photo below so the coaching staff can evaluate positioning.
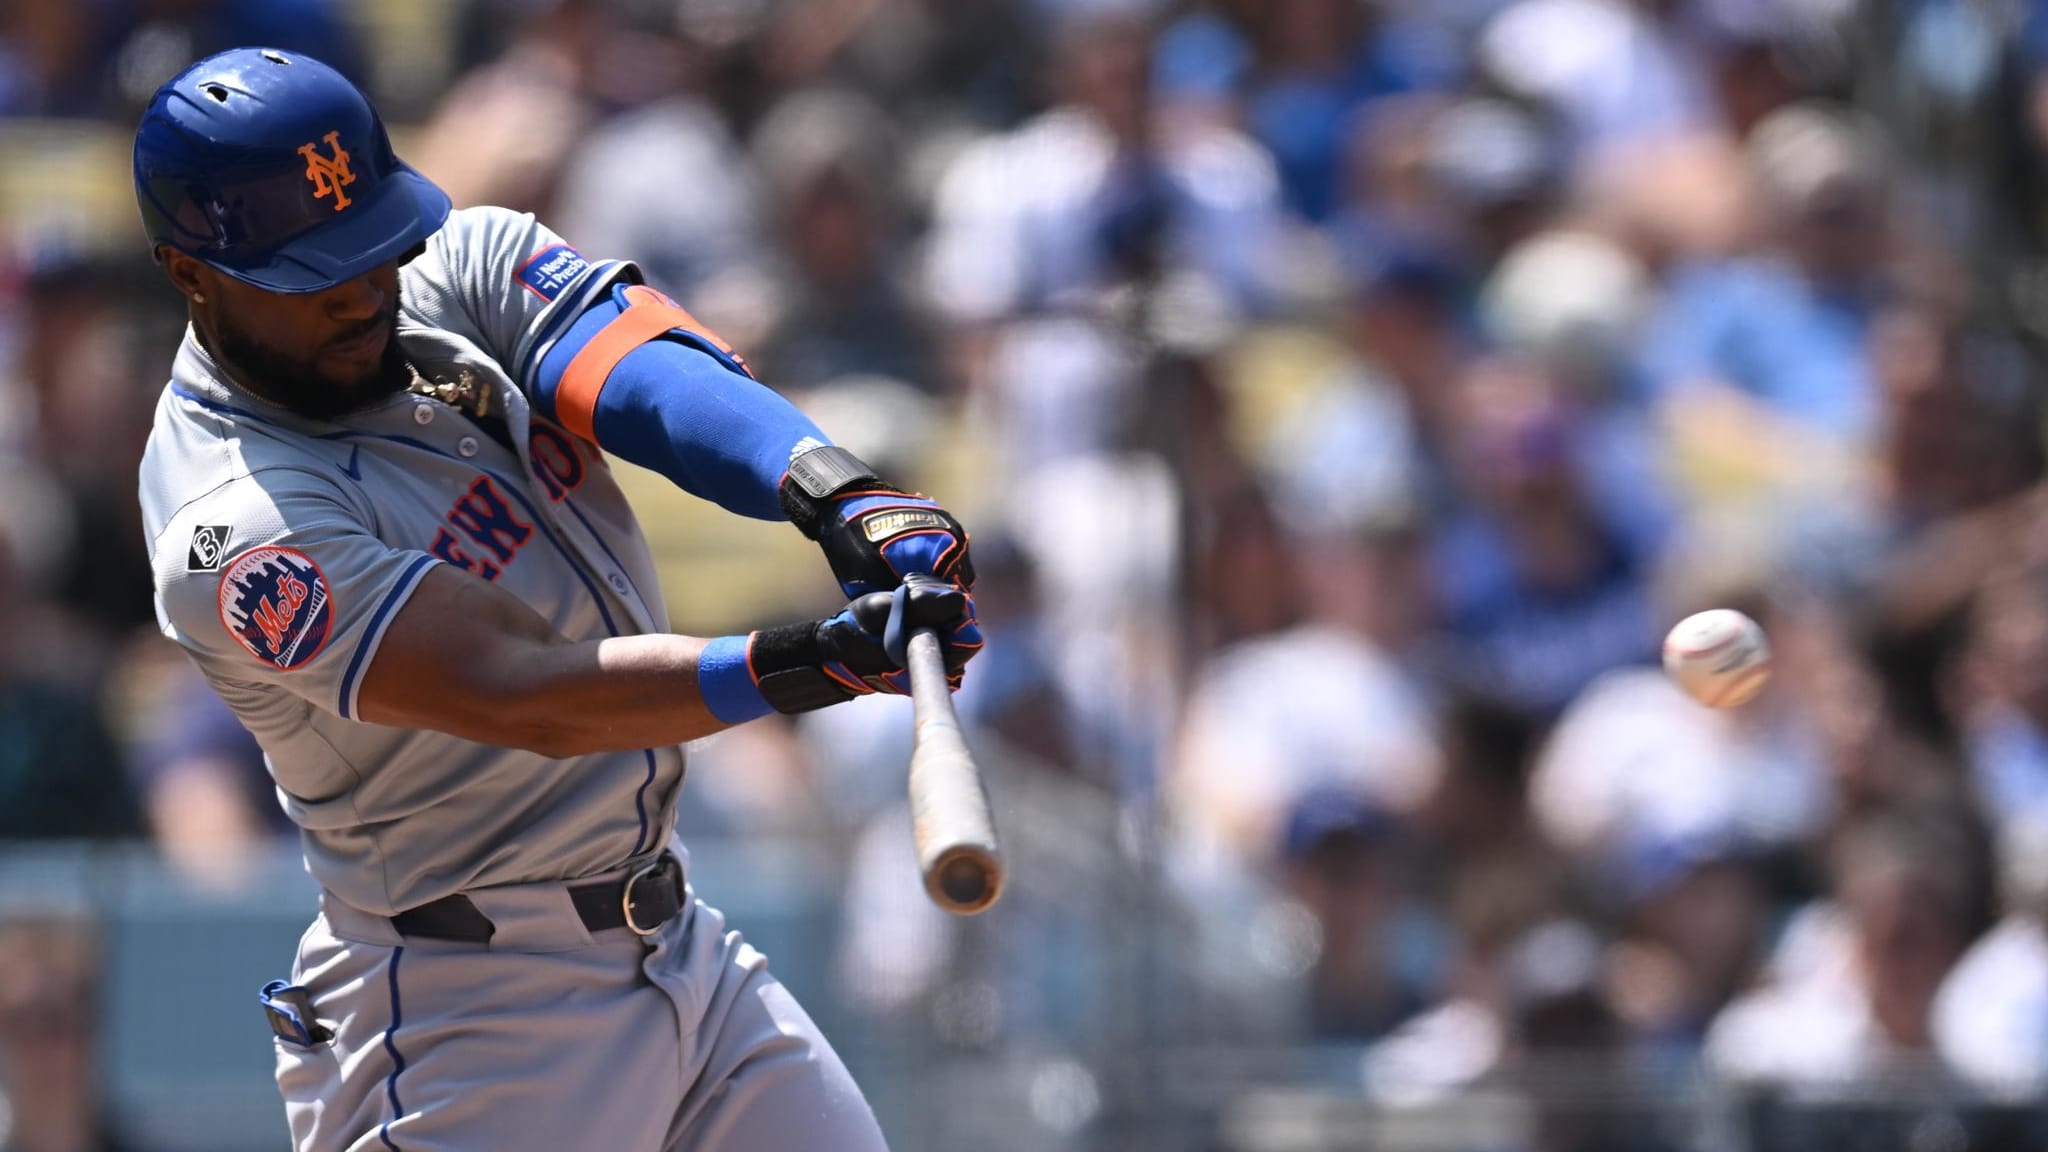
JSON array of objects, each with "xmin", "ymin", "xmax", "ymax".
[{"xmin": 533, "ymin": 285, "xmax": 828, "ymax": 521}]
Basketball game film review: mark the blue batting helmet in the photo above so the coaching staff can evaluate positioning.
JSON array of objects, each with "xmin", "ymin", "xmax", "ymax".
[{"xmin": 133, "ymin": 47, "xmax": 450, "ymax": 294}]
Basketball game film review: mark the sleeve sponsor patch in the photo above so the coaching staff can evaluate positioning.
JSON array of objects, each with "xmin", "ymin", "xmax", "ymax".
[
  {"xmin": 516, "ymin": 244, "xmax": 591, "ymax": 301},
  {"xmin": 218, "ymin": 546, "xmax": 336, "ymax": 671},
  {"xmin": 187, "ymin": 525, "xmax": 231, "ymax": 571}
]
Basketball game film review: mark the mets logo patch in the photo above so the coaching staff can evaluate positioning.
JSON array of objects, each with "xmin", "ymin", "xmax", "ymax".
[
  {"xmin": 517, "ymin": 244, "xmax": 591, "ymax": 301},
  {"xmin": 217, "ymin": 547, "xmax": 335, "ymax": 671}
]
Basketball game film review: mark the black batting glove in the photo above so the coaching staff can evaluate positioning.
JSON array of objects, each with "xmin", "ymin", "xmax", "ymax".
[{"xmin": 779, "ymin": 445, "xmax": 976, "ymax": 599}]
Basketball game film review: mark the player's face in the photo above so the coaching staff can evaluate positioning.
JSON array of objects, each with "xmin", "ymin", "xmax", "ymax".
[{"xmin": 184, "ymin": 257, "xmax": 412, "ymax": 421}]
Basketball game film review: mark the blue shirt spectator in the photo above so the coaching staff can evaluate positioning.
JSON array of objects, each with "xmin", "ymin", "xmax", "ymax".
[
  {"xmin": 1154, "ymin": 4, "xmax": 1459, "ymax": 221},
  {"xmin": 1639, "ymin": 257, "xmax": 1882, "ymax": 440}
]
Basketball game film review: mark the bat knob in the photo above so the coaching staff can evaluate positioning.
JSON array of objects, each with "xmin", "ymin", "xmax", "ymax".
[{"xmin": 937, "ymin": 854, "xmax": 993, "ymax": 911}]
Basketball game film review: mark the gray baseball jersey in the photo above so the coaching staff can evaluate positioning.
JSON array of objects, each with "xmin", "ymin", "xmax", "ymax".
[{"xmin": 141, "ymin": 206, "xmax": 686, "ymax": 916}]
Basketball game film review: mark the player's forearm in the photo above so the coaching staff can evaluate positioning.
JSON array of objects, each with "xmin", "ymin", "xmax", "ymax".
[
  {"xmin": 360, "ymin": 565, "xmax": 753, "ymax": 754},
  {"xmin": 502, "ymin": 633, "xmax": 731, "ymax": 755},
  {"xmin": 362, "ymin": 627, "xmax": 731, "ymax": 755}
]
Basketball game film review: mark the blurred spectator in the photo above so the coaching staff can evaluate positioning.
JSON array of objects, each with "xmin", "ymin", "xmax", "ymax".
[
  {"xmin": 1497, "ymin": 921, "xmax": 1641, "ymax": 1152},
  {"xmin": 1431, "ymin": 358, "xmax": 1663, "ymax": 716},
  {"xmin": 0, "ymin": 0, "xmax": 364, "ymax": 119},
  {"xmin": 941, "ymin": 533, "xmax": 1083, "ymax": 776},
  {"xmin": 1606, "ymin": 832, "xmax": 1768, "ymax": 1053},
  {"xmin": 1934, "ymin": 813, "xmax": 2048, "ymax": 1098},
  {"xmin": 1481, "ymin": 227, "xmax": 1670, "ymax": 543},
  {"xmin": 746, "ymin": 88, "xmax": 937, "ymax": 393},
  {"xmin": 411, "ymin": 0, "xmax": 685, "ymax": 216},
  {"xmin": 0, "ymin": 917, "xmax": 142, "ymax": 1152},
  {"xmin": 1171, "ymin": 495, "xmax": 1440, "ymax": 880},
  {"xmin": 1957, "ymin": 557, "xmax": 2048, "ymax": 840},
  {"xmin": 1154, "ymin": 0, "xmax": 1459, "ymax": 221},
  {"xmin": 925, "ymin": 7, "xmax": 1277, "ymax": 366},
  {"xmin": 1257, "ymin": 226, "xmax": 1472, "ymax": 538},
  {"xmin": 1640, "ymin": 103, "xmax": 1895, "ymax": 444},
  {"xmin": 0, "ymin": 533, "xmax": 140, "ymax": 842},
  {"xmin": 1705, "ymin": 807, "xmax": 1990, "ymax": 1087},
  {"xmin": 12, "ymin": 261, "xmax": 168, "ymax": 649},
  {"xmin": 542, "ymin": 15, "xmax": 770, "ymax": 336},
  {"xmin": 127, "ymin": 661, "xmax": 282, "ymax": 888},
  {"xmin": 1532, "ymin": 664, "xmax": 1828, "ymax": 874},
  {"xmin": 1414, "ymin": 97, "xmax": 1565, "ymax": 269},
  {"xmin": 1837, "ymin": 308, "xmax": 2045, "ymax": 635},
  {"xmin": 1364, "ymin": 916, "xmax": 1635, "ymax": 1144},
  {"xmin": 757, "ymin": 0, "xmax": 1044, "ymax": 131},
  {"xmin": 1477, "ymin": 0, "xmax": 1714, "ymax": 161},
  {"xmin": 1276, "ymin": 785, "xmax": 1434, "ymax": 1040},
  {"xmin": 1871, "ymin": 307, "xmax": 2041, "ymax": 534}
]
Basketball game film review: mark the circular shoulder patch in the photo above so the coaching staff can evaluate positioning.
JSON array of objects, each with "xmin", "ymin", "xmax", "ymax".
[{"xmin": 217, "ymin": 546, "xmax": 335, "ymax": 671}]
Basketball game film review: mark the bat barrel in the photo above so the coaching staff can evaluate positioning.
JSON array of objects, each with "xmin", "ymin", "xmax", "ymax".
[{"xmin": 906, "ymin": 628, "xmax": 1004, "ymax": 915}]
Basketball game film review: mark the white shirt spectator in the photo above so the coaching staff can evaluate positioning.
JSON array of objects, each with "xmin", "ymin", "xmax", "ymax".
[
  {"xmin": 1531, "ymin": 669, "xmax": 1829, "ymax": 866},
  {"xmin": 1173, "ymin": 625, "xmax": 1439, "ymax": 874},
  {"xmin": 1477, "ymin": 0, "xmax": 1714, "ymax": 158},
  {"xmin": 1705, "ymin": 971, "xmax": 1906, "ymax": 1088},
  {"xmin": 922, "ymin": 107, "xmax": 1284, "ymax": 325},
  {"xmin": 1933, "ymin": 916, "xmax": 2048, "ymax": 1099}
]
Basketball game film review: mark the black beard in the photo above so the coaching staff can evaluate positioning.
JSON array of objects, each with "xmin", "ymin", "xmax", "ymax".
[{"xmin": 211, "ymin": 303, "xmax": 412, "ymax": 422}]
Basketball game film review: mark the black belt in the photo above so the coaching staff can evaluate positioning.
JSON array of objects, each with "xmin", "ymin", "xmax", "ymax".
[{"xmin": 390, "ymin": 853, "xmax": 684, "ymax": 943}]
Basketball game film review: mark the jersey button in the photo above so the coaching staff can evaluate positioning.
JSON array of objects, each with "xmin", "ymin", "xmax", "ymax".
[
  {"xmin": 457, "ymin": 436, "xmax": 479, "ymax": 457},
  {"xmin": 413, "ymin": 404, "xmax": 434, "ymax": 425},
  {"xmin": 607, "ymin": 573, "xmax": 629, "ymax": 592}
]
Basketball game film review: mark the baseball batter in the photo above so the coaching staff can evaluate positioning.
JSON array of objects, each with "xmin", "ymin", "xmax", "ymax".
[{"xmin": 134, "ymin": 49, "xmax": 980, "ymax": 1151}]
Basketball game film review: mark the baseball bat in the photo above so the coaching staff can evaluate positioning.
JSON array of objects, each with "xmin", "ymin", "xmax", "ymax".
[{"xmin": 905, "ymin": 626, "xmax": 1004, "ymax": 914}]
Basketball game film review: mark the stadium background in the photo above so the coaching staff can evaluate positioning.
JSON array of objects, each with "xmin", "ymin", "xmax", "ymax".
[{"xmin": 6, "ymin": 0, "xmax": 2048, "ymax": 1149}]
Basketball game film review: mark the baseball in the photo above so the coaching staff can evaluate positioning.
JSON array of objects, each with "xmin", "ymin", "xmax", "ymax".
[{"xmin": 1662, "ymin": 609, "xmax": 1772, "ymax": 708}]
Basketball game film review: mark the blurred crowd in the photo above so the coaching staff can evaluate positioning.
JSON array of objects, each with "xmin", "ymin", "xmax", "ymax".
[{"xmin": 9, "ymin": 0, "xmax": 2048, "ymax": 1147}]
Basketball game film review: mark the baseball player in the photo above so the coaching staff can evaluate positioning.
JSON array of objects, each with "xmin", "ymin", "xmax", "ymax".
[{"xmin": 134, "ymin": 48, "xmax": 980, "ymax": 1151}]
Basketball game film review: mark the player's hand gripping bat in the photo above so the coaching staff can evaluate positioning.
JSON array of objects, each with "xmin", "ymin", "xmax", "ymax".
[{"xmin": 902, "ymin": 577, "xmax": 1004, "ymax": 915}]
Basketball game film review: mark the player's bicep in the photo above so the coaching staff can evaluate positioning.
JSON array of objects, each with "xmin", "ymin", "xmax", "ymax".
[{"xmin": 152, "ymin": 476, "xmax": 441, "ymax": 721}]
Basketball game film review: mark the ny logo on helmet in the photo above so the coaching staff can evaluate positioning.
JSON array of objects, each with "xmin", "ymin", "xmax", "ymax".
[{"xmin": 298, "ymin": 131, "xmax": 356, "ymax": 212}]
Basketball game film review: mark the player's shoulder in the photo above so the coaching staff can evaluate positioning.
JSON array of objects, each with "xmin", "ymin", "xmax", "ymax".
[
  {"xmin": 143, "ymin": 380, "xmax": 353, "ymax": 492},
  {"xmin": 427, "ymin": 204, "xmax": 541, "ymax": 252},
  {"xmin": 415, "ymin": 205, "xmax": 576, "ymax": 276},
  {"xmin": 146, "ymin": 457, "xmax": 359, "ymax": 560},
  {"xmin": 142, "ymin": 391, "xmax": 367, "ymax": 571},
  {"xmin": 405, "ymin": 205, "xmax": 598, "ymax": 310}
]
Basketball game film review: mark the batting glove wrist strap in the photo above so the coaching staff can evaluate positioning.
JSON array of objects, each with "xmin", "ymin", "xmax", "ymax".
[
  {"xmin": 779, "ymin": 445, "xmax": 882, "ymax": 539},
  {"xmin": 748, "ymin": 620, "xmax": 858, "ymax": 714}
]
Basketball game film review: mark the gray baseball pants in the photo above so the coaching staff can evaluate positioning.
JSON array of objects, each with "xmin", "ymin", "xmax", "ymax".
[{"xmin": 269, "ymin": 850, "xmax": 890, "ymax": 1151}]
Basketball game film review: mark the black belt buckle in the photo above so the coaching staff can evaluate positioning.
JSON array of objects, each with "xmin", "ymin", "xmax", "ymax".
[{"xmin": 621, "ymin": 853, "xmax": 683, "ymax": 936}]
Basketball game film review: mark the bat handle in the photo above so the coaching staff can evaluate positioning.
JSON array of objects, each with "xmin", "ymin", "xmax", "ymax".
[
  {"xmin": 904, "ymin": 627, "xmax": 955, "ymax": 714},
  {"xmin": 905, "ymin": 627, "xmax": 1004, "ymax": 914}
]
